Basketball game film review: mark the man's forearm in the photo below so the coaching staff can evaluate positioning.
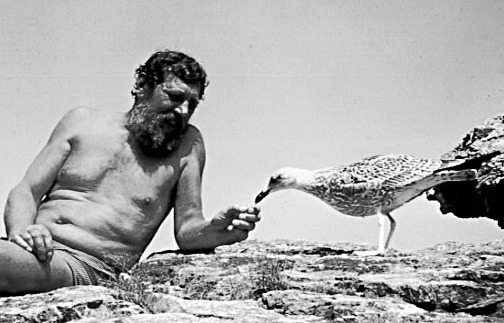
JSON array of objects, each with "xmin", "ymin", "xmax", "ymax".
[
  {"xmin": 174, "ymin": 205, "xmax": 258, "ymax": 251},
  {"xmin": 175, "ymin": 219, "xmax": 223, "ymax": 251},
  {"xmin": 4, "ymin": 187, "xmax": 38, "ymax": 236}
]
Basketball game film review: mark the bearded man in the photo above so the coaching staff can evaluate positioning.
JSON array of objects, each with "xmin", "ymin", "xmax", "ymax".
[{"xmin": 0, "ymin": 50, "xmax": 261, "ymax": 294}]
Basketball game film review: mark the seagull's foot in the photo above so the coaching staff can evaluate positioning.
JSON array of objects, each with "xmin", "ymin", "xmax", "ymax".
[{"xmin": 353, "ymin": 249, "xmax": 387, "ymax": 257}]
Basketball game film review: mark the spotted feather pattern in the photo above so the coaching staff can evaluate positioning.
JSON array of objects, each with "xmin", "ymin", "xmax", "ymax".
[{"xmin": 302, "ymin": 154, "xmax": 469, "ymax": 217}]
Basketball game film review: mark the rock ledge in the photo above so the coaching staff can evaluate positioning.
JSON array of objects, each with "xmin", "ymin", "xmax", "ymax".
[{"xmin": 1, "ymin": 239, "xmax": 503, "ymax": 322}]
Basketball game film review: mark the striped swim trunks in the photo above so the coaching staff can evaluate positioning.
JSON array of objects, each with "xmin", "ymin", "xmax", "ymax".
[{"xmin": 53, "ymin": 241, "xmax": 117, "ymax": 285}]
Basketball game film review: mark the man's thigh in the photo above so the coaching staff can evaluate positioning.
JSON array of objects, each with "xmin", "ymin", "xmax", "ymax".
[{"xmin": 0, "ymin": 239, "xmax": 73, "ymax": 295}]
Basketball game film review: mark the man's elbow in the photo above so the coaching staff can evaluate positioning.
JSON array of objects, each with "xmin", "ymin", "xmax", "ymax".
[
  {"xmin": 6, "ymin": 185, "xmax": 28, "ymax": 205},
  {"xmin": 175, "ymin": 235, "xmax": 216, "ymax": 252},
  {"xmin": 174, "ymin": 221, "xmax": 216, "ymax": 251},
  {"xmin": 174, "ymin": 232, "xmax": 191, "ymax": 250},
  {"xmin": 175, "ymin": 230, "xmax": 204, "ymax": 251}
]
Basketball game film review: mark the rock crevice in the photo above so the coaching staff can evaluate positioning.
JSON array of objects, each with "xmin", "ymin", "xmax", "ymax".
[{"xmin": 428, "ymin": 113, "xmax": 504, "ymax": 228}]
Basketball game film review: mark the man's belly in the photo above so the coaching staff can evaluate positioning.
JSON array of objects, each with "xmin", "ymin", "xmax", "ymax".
[{"xmin": 36, "ymin": 199, "xmax": 150, "ymax": 268}]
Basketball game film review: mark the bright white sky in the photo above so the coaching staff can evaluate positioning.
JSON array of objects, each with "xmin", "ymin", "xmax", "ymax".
[{"xmin": 1, "ymin": 1, "xmax": 503, "ymax": 258}]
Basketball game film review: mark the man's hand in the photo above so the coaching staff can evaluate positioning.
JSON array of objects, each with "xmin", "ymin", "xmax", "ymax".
[
  {"xmin": 8, "ymin": 224, "xmax": 54, "ymax": 261},
  {"xmin": 210, "ymin": 204, "xmax": 261, "ymax": 245}
]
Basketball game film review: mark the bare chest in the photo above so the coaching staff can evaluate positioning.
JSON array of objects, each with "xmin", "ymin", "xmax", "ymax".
[{"xmin": 53, "ymin": 134, "xmax": 180, "ymax": 208}]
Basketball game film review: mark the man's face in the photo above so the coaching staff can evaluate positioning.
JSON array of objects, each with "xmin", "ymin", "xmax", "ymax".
[{"xmin": 126, "ymin": 73, "xmax": 201, "ymax": 157}]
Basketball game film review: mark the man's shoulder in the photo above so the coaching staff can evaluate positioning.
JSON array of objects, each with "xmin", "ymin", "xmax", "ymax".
[
  {"xmin": 177, "ymin": 124, "xmax": 205, "ymax": 164},
  {"xmin": 62, "ymin": 107, "xmax": 116, "ymax": 122},
  {"xmin": 52, "ymin": 107, "xmax": 123, "ymax": 141},
  {"xmin": 185, "ymin": 124, "xmax": 203, "ymax": 139},
  {"xmin": 182, "ymin": 124, "xmax": 205, "ymax": 149},
  {"xmin": 59, "ymin": 107, "xmax": 122, "ymax": 130}
]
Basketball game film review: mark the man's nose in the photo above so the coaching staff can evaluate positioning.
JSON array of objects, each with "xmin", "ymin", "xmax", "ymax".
[{"xmin": 173, "ymin": 101, "xmax": 189, "ymax": 116}]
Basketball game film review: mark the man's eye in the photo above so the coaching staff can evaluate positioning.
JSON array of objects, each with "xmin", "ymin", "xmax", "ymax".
[{"xmin": 169, "ymin": 94, "xmax": 184, "ymax": 102}]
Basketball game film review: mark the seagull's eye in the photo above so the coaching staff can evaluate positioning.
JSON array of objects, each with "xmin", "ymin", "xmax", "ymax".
[{"xmin": 270, "ymin": 175, "xmax": 281, "ymax": 184}]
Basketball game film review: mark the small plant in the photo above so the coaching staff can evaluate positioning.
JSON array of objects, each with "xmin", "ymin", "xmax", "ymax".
[
  {"xmin": 249, "ymin": 254, "xmax": 293, "ymax": 298},
  {"xmin": 130, "ymin": 261, "xmax": 178, "ymax": 285},
  {"xmin": 214, "ymin": 275, "xmax": 255, "ymax": 300},
  {"xmin": 100, "ymin": 250, "xmax": 295, "ymax": 307},
  {"xmin": 179, "ymin": 273, "xmax": 219, "ymax": 300},
  {"xmin": 102, "ymin": 275, "xmax": 154, "ymax": 313},
  {"xmin": 99, "ymin": 256, "xmax": 177, "ymax": 313}
]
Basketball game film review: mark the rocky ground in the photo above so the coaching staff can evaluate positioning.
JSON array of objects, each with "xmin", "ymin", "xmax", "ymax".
[{"xmin": 1, "ymin": 238, "xmax": 503, "ymax": 322}]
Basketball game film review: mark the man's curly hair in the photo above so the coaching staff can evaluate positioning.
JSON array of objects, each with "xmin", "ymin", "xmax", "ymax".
[{"xmin": 132, "ymin": 50, "xmax": 208, "ymax": 100}]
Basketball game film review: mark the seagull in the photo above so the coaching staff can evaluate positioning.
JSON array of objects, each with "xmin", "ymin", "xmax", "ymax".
[{"xmin": 255, "ymin": 153, "xmax": 498, "ymax": 256}]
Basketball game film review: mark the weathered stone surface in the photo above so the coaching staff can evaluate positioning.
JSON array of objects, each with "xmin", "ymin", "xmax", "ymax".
[
  {"xmin": 0, "ymin": 285, "xmax": 145, "ymax": 322},
  {"xmin": 427, "ymin": 113, "xmax": 504, "ymax": 228},
  {"xmin": 0, "ymin": 239, "xmax": 503, "ymax": 322}
]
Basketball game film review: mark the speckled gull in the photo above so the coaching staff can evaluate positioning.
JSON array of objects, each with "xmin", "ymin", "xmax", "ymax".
[{"xmin": 255, "ymin": 153, "xmax": 498, "ymax": 256}]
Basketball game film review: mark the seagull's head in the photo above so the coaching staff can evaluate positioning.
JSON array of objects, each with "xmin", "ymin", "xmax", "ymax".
[{"xmin": 255, "ymin": 167, "xmax": 309, "ymax": 203}]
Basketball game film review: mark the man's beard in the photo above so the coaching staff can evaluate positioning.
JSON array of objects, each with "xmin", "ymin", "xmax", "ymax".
[{"xmin": 125, "ymin": 103, "xmax": 187, "ymax": 157}]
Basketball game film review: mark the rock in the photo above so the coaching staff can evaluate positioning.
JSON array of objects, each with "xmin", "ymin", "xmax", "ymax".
[
  {"xmin": 0, "ymin": 285, "xmax": 145, "ymax": 322},
  {"xmin": 427, "ymin": 113, "xmax": 504, "ymax": 228},
  {"xmin": 1, "ymin": 239, "xmax": 503, "ymax": 322},
  {"xmin": 262, "ymin": 290, "xmax": 428, "ymax": 322}
]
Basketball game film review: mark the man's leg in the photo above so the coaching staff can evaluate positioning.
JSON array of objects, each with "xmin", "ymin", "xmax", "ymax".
[{"xmin": 0, "ymin": 239, "xmax": 73, "ymax": 295}]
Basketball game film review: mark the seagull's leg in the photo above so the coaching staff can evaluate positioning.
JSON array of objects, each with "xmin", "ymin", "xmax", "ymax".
[
  {"xmin": 355, "ymin": 211, "xmax": 390, "ymax": 257},
  {"xmin": 376, "ymin": 212, "xmax": 387, "ymax": 254},
  {"xmin": 384, "ymin": 212, "xmax": 396, "ymax": 250}
]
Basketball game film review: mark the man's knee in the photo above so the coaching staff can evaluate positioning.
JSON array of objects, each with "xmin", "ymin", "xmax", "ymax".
[{"xmin": 0, "ymin": 240, "xmax": 71, "ymax": 294}]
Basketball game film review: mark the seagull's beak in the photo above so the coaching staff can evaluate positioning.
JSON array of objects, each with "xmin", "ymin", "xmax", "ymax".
[{"xmin": 255, "ymin": 189, "xmax": 270, "ymax": 204}]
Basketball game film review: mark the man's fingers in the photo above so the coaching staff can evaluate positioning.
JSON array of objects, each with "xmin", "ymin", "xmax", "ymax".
[
  {"xmin": 239, "ymin": 205, "xmax": 260, "ymax": 215},
  {"xmin": 237, "ymin": 213, "xmax": 261, "ymax": 223},
  {"xmin": 42, "ymin": 232, "xmax": 54, "ymax": 260},
  {"xmin": 32, "ymin": 234, "xmax": 48, "ymax": 261},
  {"xmin": 10, "ymin": 235, "xmax": 33, "ymax": 252},
  {"xmin": 27, "ymin": 225, "xmax": 53, "ymax": 261},
  {"xmin": 231, "ymin": 219, "xmax": 256, "ymax": 231},
  {"xmin": 224, "ymin": 204, "xmax": 261, "ymax": 217},
  {"xmin": 224, "ymin": 205, "xmax": 247, "ymax": 217},
  {"xmin": 7, "ymin": 224, "xmax": 53, "ymax": 260},
  {"xmin": 247, "ymin": 205, "xmax": 261, "ymax": 215}
]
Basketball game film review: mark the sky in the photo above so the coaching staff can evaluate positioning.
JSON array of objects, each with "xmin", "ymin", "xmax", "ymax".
[{"xmin": 0, "ymin": 1, "xmax": 503, "ymax": 259}]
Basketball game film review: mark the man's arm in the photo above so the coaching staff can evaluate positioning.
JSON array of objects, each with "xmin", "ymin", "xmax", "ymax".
[
  {"xmin": 4, "ymin": 108, "xmax": 81, "ymax": 259},
  {"xmin": 173, "ymin": 126, "xmax": 260, "ymax": 250}
]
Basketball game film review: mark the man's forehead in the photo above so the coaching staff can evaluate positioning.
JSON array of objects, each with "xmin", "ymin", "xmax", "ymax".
[{"xmin": 164, "ymin": 73, "xmax": 201, "ymax": 97}]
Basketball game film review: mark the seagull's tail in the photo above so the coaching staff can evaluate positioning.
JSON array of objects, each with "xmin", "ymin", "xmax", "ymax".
[{"xmin": 435, "ymin": 150, "xmax": 500, "ymax": 173}]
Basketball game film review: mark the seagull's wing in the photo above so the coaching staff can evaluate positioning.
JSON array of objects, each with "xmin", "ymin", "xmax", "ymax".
[
  {"xmin": 332, "ymin": 155, "xmax": 443, "ymax": 190},
  {"xmin": 319, "ymin": 156, "xmax": 389, "ymax": 193},
  {"xmin": 379, "ymin": 155, "xmax": 443, "ymax": 189}
]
